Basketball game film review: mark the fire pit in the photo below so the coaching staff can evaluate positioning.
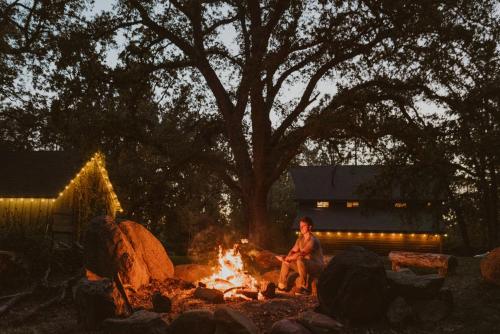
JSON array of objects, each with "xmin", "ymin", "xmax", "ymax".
[{"xmin": 198, "ymin": 242, "xmax": 263, "ymax": 300}]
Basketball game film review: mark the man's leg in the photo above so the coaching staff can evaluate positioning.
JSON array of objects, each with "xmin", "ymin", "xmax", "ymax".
[
  {"xmin": 278, "ymin": 260, "xmax": 291, "ymax": 290},
  {"xmin": 296, "ymin": 257, "xmax": 308, "ymax": 289},
  {"xmin": 278, "ymin": 260, "xmax": 299, "ymax": 290}
]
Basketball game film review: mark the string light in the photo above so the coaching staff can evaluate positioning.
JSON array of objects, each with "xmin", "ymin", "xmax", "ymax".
[
  {"xmin": 311, "ymin": 231, "xmax": 443, "ymax": 241},
  {"xmin": 20, "ymin": 151, "xmax": 126, "ymax": 214}
]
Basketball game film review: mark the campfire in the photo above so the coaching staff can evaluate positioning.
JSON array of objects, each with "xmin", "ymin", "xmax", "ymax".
[{"xmin": 199, "ymin": 242, "xmax": 262, "ymax": 300}]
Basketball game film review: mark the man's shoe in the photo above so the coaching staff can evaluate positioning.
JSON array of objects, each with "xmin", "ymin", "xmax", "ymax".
[{"xmin": 295, "ymin": 287, "xmax": 311, "ymax": 296}]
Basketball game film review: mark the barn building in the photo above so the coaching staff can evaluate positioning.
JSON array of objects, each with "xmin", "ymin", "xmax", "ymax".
[
  {"xmin": 290, "ymin": 166, "xmax": 444, "ymax": 254},
  {"xmin": 0, "ymin": 151, "xmax": 123, "ymax": 242}
]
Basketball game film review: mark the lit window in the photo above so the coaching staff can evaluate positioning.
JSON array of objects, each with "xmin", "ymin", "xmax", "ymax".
[
  {"xmin": 394, "ymin": 202, "xmax": 407, "ymax": 208},
  {"xmin": 316, "ymin": 201, "xmax": 329, "ymax": 208},
  {"xmin": 346, "ymin": 201, "xmax": 359, "ymax": 208}
]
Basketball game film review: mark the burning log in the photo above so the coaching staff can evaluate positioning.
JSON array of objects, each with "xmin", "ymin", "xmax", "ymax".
[{"xmin": 198, "ymin": 244, "xmax": 260, "ymax": 299}]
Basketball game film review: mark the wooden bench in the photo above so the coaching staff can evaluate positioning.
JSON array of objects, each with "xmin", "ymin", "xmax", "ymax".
[{"xmin": 388, "ymin": 251, "xmax": 457, "ymax": 277}]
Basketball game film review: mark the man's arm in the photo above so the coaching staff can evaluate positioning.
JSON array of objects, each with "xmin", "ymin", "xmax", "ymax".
[{"xmin": 285, "ymin": 238, "xmax": 300, "ymax": 261}]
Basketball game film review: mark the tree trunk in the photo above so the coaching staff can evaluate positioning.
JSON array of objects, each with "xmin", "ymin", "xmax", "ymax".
[{"xmin": 245, "ymin": 186, "xmax": 271, "ymax": 248}]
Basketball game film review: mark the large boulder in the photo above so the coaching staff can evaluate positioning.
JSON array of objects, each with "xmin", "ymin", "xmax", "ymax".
[
  {"xmin": 119, "ymin": 220, "xmax": 174, "ymax": 282},
  {"xmin": 169, "ymin": 309, "xmax": 216, "ymax": 334},
  {"xmin": 74, "ymin": 276, "xmax": 130, "ymax": 330},
  {"xmin": 317, "ymin": 246, "xmax": 389, "ymax": 324},
  {"xmin": 84, "ymin": 216, "xmax": 173, "ymax": 291},
  {"xmin": 102, "ymin": 310, "xmax": 169, "ymax": 334},
  {"xmin": 480, "ymin": 247, "xmax": 500, "ymax": 286}
]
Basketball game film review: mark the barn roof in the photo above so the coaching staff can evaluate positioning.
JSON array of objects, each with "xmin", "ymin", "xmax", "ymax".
[
  {"xmin": 0, "ymin": 151, "xmax": 88, "ymax": 198},
  {"xmin": 290, "ymin": 165, "xmax": 437, "ymax": 201}
]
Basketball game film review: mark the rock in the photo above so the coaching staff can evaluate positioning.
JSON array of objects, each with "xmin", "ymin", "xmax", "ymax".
[
  {"xmin": 175, "ymin": 264, "xmax": 213, "ymax": 283},
  {"xmin": 260, "ymin": 281, "xmax": 276, "ymax": 298},
  {"xmin": 102, "ymin": 310, "xmax": 168, "ymax": 334},
  {"xmin": 386, "ymin": 270, "xmax": 445, "ymax": 299},
  {"xmin": 119, "ymin": 220, "xmax": 174, "ymax": 281},
  {"xmin": 480, "ymin": 247, "xmax": 500, "ymax": 286},
  {"xmin": 386, "ymin": 297, "xmax": 413, "ymax": 325},
  {"xmin": 214, "ymin": 306, "xmax": 258, "ymax": 334},
  {"xmin": 413, "ymin": 288, "xmax": 453, "ymax": 323},
  {"xmin": 74, "ymin": 277, "xmax": 130, "ymax": 330},
  {"xmin": 270, "ymin": 319, "xmax": 312, "ymax": 334},
  {"xmin": 194, "ymin": 287, "xmax": 225, "ymax": 304},
  {"xmin": 152, "ymin": 292, "xmax": 171, "ymax": 313},
  {"xmin": 84, "ymin": 216, "xmax": 174, "ymax": 292},
  {"xmin": 261, "ymin": 270, "xmax": 298, "ymax": 290},
  {"xmin": 317, "ymin": 246, "xmax": 389, "ymax": 324},
  {"xmin": 247, "ymin": 249, "xmax": 282, "ymax": 273},
  {"xmin": 169, "ymin": 309, "xmax": 216, "ymax": 334},
  {"xmin": 297, "ymin": 311, "xmax": 343, "ymax": 334}
]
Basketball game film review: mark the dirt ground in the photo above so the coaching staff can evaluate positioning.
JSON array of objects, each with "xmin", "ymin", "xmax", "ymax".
[{"xmin": 1, "ymin": 257, "xmax": 499, "ymax": 334}]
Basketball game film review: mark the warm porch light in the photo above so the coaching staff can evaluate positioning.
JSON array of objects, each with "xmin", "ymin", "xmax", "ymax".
[
  {"xmin": 346, "ymin": 201, "xmax": 359, "ymax": 208},
  {"xmin": 394, "ymin": 202, "xmax": 407, "ymax": 208},
  {"xmin": 316, "ymin": 201, "xmax": 330, "ymax": 208}
]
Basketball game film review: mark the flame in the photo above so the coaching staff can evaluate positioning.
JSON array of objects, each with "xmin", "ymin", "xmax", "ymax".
[{"xmin": 200, "ymin": 244, "xmax": 259, "ymax": 298}]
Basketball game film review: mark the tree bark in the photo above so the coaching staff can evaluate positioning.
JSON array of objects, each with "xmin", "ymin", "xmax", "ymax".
[{"xmin": 244, "ymin": 185, "xmax": 271, "ymax": 248}]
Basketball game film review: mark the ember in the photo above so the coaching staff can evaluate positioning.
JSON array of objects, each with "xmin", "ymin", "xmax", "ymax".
[{"xmin": 200, "ymin": 243, "xmax": 259, "ymax": 299}]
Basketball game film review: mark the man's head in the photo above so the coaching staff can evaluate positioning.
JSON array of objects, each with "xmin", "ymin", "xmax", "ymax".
[{"xmin": 299, "ymin": 216, "xmax": 313, "ymax": 235}]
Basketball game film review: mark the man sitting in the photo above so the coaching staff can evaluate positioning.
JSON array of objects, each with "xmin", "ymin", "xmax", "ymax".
[{"xmin": 277, "ymin": 216, "xmax": 324, "ymax": 295}]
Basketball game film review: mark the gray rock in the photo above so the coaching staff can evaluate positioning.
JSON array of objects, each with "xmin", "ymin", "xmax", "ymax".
[
  {"xmin": 386, "ymin": 270, "xmax": 444, "ymax": 299},
  {"xmin": 103, "ymin": 310, "xmax": 168, "ymax": 334},
  {"xmin": 270, "ymin": 319, "xmax": 312, "ymax": 334},
  {"xmin": 74, "ymin": 277, "xmax": 130, "ymax": 330},
  {"xmin": 297, "ymin": 311, "xmax": 343, "ymax": 334},
  {"xmin": 386, "ymin": 297, "xmax": 413, "ymax": 324},
  {"xmin": 214, "ymin": 306, "xmax": 258, "ymax": 334},
  {"xmin": 152, "ymin": 292, "xmax": 171, "ymax": 313},
  {"xmin": 169, "ymin": 309, "xmax": 216, "ymax": 334},
  {"xmin": 194, "ymin": 287, "xmax": 225, "ymax": 304}
]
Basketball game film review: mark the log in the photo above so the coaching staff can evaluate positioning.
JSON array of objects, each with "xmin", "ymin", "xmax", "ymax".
[
  {"xmin": 235, "ymin": 289, "xmax": 259, "ymax": 300},
  {"xmin": 389, "ymin": 251, "xmax": 457, "ymax": 277}
]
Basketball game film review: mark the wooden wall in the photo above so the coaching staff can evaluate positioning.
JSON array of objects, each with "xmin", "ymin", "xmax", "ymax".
[
  {"xmin": 52, "ymin": 157, "xmax": 118, "ymax": 242},
  {"xmin": 0, "ymin": 198, "xmax": 54, "ymax": 234},
  {"xmin": 313, "ymin": 232, "xmax": 443, "ymax": 255}
]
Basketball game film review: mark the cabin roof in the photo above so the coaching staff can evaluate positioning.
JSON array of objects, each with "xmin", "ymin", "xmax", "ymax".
[
  {"xmin": 290, "ymin": 165, "xmax": 438, "ymax": 201},
  {"xmin": 0, "ymin": 151, "xmax": 89, "ymax": 198}
]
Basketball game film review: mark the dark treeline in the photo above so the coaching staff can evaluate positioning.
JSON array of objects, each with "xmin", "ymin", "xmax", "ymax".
[{"xmin": 0, "ymin": 0, "xmax": 498, "ymax": 254}]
